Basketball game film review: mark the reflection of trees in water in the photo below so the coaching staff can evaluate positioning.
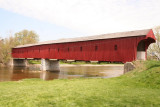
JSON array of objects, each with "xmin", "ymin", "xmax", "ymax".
[
  {"xmin": 28, "ymin": 65, "xmax": 41, "ymax": 71},
  {"xmin": 11, "ymin": 66, "xmax": 41, "ymax": 80},
  {"xmin": 0, "ymin": 65, "xmax": 124, "ymax": 81},
  {"xmin": 40, "ymin": 70, "xmax": 60, "ymax": 80},
  {"xmin": 12, "ymin": 66, "xmax": 60, "ymax": 81},
  {"xmin": 0, "ymin": 67, "xmax": 13, "ymax": 81},
  {"xmin": 58, "ymin": 69, "xmax": 68, "ymax": 79},
  {"xmin": 59, "ymin": 66, "xmax": 90, "ymax": 78}
]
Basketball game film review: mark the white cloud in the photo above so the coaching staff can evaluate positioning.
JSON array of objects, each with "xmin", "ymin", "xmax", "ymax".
[{"xmin": 0, "ymin": 0, "xmax": 160, "ymax": 35}]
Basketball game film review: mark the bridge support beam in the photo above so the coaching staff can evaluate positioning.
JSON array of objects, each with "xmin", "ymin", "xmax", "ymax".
[
  {"xmin": 41, "ymin": 59, "xmax": 60, "ymax": 71},
  {"xmin": 11, "ymin": 59, "xmax": 27, "ymax": 67}
]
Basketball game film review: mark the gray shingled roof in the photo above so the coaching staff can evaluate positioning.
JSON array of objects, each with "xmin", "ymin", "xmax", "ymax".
[{"xmin": 15, "ymin": 29, "xmax": 151, "ymax": 48}]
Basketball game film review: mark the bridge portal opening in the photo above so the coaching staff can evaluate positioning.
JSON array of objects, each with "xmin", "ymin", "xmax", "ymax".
[{"xmin": 137, "ymin": 40, "xmax": 146, "ymax": 60}]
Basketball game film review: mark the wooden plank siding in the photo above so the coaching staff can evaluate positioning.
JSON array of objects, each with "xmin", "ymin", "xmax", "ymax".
[{"xmin": 12, "ymin": 29, "xmax": 156, "ymax": 63}]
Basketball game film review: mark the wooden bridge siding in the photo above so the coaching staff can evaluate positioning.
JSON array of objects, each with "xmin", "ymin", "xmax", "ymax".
[
  {"xmin": 12, "ymin": 36, "xmax": 145, "ymax": 62},
  {"xmin": 11, "ymin": 29, "xmax": 156, "ymax": 63}
]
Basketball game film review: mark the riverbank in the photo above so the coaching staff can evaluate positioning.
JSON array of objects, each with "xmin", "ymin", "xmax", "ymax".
[
  {"xmin": 0, "ymin": 60, "xmax": 160, "ymax": 106},
  {"xmin": 60, "ymin": 64, "xmax": 123, "ymax": 67},
  {"xmin": 28, "ymin": 63, "xmax": 124, "ymax": 67},
  {"xmin": 27, "ymin": 60, "xmax": 124, "ymax": 67},
  {"xmin": 28, "ymin": 60, "xmax": 123, "ymax": 65}
]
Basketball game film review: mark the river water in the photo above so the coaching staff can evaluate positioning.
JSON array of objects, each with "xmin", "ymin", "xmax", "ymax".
[{"xmin": 0, "ymin": 64, "xmax": 124, "ymax": 82}]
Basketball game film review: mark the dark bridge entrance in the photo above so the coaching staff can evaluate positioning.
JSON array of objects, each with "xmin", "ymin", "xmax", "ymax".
[{"xmin": 137, "ymin": 40, "xmax": 145, "ymax": 60}]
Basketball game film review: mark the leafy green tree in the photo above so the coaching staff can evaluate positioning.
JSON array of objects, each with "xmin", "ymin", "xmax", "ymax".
[
  {"xmin": 0, "ymin": 36, "xmax": 15, "ymax": 64},
  {"xmin": 0, "ymin": 30, "xmax": 39, "ymax": 65},
  {"xmin": 14, "ymin": 30, "xmax": 39, "ymax": 45}
]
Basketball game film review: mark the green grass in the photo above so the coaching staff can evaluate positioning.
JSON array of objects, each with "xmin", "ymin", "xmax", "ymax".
[
  {"xmin": 60, "ymin": 60, "xmax": 123, "ymax": 65},
  {"xmin": 0, "ymin": 60, "xmax": 160, "ymax": 107},
  {"xmin": 28, "ymin": 60, "xmax": 122, "ymax": 65},
  {"xmin": 28, "ymin": 60, "xmax": 41, "ymax": 64}
]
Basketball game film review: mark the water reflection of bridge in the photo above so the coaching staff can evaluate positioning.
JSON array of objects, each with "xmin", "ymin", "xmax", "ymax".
[
  {"xmin": 11, "ymin": 29, "xmax": 155, "ymax": 71},
  {"xmin": 0, "ymin": 65, "xmax": 124, "ymax": 81}
]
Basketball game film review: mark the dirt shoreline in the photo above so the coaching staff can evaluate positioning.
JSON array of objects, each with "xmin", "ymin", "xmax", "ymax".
[
  {"xmin": 27, "ymin": 63, "xmax": 124, "ymax": 67},
  {"xmin": 60, "ymin": 64, "xmax": 124, "ymax": 67}
]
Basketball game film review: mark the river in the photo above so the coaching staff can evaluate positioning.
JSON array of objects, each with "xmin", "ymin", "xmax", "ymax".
[{"xmin": 0, "ymin": 64, "xmax": 124, "ymax": 82}]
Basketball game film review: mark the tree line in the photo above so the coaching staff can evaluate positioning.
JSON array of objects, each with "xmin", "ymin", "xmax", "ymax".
[{"xmin": 0, "ymin": 30, "xmax": 39, "ymax": 65}]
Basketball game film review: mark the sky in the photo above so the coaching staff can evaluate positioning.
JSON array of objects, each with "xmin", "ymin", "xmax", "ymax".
[{"xmin": 0, "ymin": 0, "xmax": 160, "ymax": 42}]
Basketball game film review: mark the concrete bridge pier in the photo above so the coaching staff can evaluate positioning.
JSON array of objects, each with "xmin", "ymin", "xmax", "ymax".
[
  {"xmin": 41, "ymin": 59, "xmax": 60, "ymax": 71},
  {"xmin": 11, "ymin": 58, "xmax": 28, "ymax": 67}
]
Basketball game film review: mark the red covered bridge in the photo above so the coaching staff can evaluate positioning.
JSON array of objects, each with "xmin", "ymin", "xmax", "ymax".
[{"xmin": 12, "ymin": 29, "xmax": 156, "ymax": 64}]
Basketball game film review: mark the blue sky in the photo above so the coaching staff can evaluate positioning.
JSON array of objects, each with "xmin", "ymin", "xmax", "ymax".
[
  {"xmin": 0, "ymin": 0, "xmax": 160, "ymax": 42},
  {"xmin": 0, "ymin": 9, "xmax": 85, "ymax": 41}
]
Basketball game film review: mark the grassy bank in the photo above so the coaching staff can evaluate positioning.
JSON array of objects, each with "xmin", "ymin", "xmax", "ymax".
[
  {"xmin": 28, "ymin": 60, "xmax": 41, "ymax": 64},
  {"xmin": 28, "ymin": 60, "xmax": 122, "ymax": 65},
  {"xmin": 0, "ymin": 61, "xmax": 160, "ymax": 107},
  {"xmin": 59, "ymin": 60, "xmax": 123, "ymax": 65}
]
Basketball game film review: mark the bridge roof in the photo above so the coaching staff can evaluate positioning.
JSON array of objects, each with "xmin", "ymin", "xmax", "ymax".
[{"xmin": 15, "ymin": 29, "xmax": 151, "ymax": 48}]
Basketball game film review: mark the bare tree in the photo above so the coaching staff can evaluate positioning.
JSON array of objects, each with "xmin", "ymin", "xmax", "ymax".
[
  {"xmin": 148, "ymin": 26, "xmax": 160, "ymax": 60},
  {"xmin": 0, "ymin": 37, "xmax": 3, "ymax": 63}
]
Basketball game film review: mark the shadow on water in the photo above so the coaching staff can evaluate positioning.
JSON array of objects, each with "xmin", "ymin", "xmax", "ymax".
[{"xmin": 0, "ymin": 64, "xmax": 124, "ymax": 82}]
